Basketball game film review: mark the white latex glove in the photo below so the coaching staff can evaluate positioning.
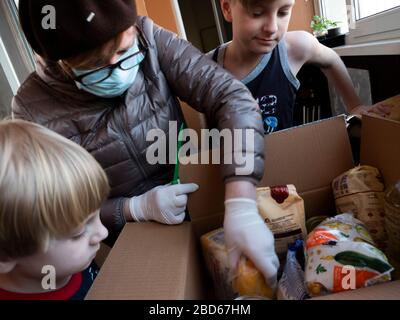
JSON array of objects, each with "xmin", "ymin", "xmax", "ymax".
[
  {"xmin": 129, "ymin": 183, "xmax": 199, "ymax": 225},
  {"xmin": 224, "ymin": 198, "xmax": 279, "ymax": 288}
]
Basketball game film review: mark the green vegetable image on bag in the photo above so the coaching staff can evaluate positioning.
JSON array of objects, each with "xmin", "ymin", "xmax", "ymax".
[
  {"xmin": 334, "ymin": 251, "xmax": 392, "ymax": 273},
  {"xmin": 316, "ymin": 264, "xmax": 327, "ymax": 275}
]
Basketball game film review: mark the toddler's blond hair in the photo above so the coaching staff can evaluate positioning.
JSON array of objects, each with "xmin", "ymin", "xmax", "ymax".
[{"xmin": 0, "ymin": 119, "xmax": 109, "ymax": 261}]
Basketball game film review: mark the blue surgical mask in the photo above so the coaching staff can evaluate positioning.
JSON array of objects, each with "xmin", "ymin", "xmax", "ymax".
[{"xmin": 72, "ymin": 39, "xmax": 145, "ymax": 98}]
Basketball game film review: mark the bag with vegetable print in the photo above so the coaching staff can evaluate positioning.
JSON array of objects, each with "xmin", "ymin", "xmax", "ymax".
[{"xmin": 305, "ymin": 213, "xmax": 393, "ymax": 297}]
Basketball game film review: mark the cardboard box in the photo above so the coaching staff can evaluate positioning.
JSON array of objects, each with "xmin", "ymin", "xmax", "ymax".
[{"xmin": 87, "ymin": 115, "xmax": 400, "ymax": 300}]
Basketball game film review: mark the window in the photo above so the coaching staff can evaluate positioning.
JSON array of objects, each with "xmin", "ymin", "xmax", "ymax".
[
  {"xmin": 354, "ymin": 0, "xmax": 400, "ymax": 20},
  {"xmin": 318, "ymin": 0, "xmax": 349, "ymax": 33},
  {"xmin": 0, "ymin": 0, "xmax": 35, "ymax": 85},
  {"xmin": 315, "ymin": 0, "xmax": 400, "ymax": 45}
]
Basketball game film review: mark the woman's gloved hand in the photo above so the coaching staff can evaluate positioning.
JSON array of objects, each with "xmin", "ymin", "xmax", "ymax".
[
  {"xmin": 129, "ymin": 183, "xmax": 199, "ymax": 225},
  {"xmin": 224, "ymin": 198, "xmax": 279, "ymax": 288}
]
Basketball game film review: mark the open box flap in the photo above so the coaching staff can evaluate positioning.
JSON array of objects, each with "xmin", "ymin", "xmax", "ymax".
[
  {"xmin": 180, "ymin": 116, "xmax": 354, "ymax": 230},
  {"xmin": 361, "ymin": 114, "xmax": 400, "ymax": 186}
]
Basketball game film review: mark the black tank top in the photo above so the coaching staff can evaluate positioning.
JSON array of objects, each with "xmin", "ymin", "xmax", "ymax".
[{"xmin": 211, "ymin": 41, "xmax": 300, "ymax": 134}]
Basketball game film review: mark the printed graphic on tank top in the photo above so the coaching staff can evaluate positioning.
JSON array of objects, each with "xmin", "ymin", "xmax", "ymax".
[{"xmin": 212, "ymin": 41, "xmax": 300, "ymax": 134}]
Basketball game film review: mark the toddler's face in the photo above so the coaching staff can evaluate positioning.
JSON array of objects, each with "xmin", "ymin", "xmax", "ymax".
[
  {"xmin": 15, "ymin": 210, "xmax": 108, "ymax": 282},
  {"xmin": 224, "ymin": 0, "xmax": 295, "ymax": 54}
]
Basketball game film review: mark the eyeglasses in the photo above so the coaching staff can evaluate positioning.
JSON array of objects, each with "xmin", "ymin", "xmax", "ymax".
[{"xmin": 73, "ymin": 26, "xmax": 149, "ymax": 86}]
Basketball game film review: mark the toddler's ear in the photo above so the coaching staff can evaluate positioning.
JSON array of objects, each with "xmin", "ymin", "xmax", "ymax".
[
  {"xmin": 220, "ymin": 0, "xmax": 233, "ymax": 22},
  {"xmin": 0, "ymin": 261, "xmax": 17, "ymax": 274}
]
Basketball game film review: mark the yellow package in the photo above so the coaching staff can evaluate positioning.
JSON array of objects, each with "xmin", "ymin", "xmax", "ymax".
[
  {"xmin": 257, "ymin": 185, "xmax": 307, "ymax": 265},
  {"xmin": 234, "ymin": 257, "xmax": 275, "ymax": 299},
  {"xmin": 200, "ymin": 228, "xmax": 234, "ymax": 299},
  {"xmin": 332, "ymin": 165, "xmax": 387, "ymax": 249},
  {"xmin": 201, "ymin": 228, "xmax": 275, "ymax": 300}
]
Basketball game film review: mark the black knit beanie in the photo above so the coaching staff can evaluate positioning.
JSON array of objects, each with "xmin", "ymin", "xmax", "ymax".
[{"xmin": 19, "ymin": 0, "xmax": 138, "ymax": 61}]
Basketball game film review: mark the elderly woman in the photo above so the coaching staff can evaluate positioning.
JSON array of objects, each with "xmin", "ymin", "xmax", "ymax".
[{"xmin": 13, "ymin": 0, "xmax": 279, "ymax": 286}]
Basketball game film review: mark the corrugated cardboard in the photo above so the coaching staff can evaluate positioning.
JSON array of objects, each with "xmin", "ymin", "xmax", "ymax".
[
  {"xmin": 87, "ymin": 115, "xmax": 400, "ymax": 300},
  {"xmin": 181, "ymin": 116, "xmax": 354, "ymax": 237},
  {"xmin": 86, "ymin": 223, "xmax": 207, "ymax": 300},
  {"xmin": 360, "ymin": 115, "xmax": 400, "ymax": 187},
  {"xmin": 313, "ymin": 281, "xmax": 400, "ymax": 300}
]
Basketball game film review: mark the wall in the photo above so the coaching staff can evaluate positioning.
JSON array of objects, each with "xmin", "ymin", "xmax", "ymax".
[
  {"xmin": 177, "ymin": 0, "xmax": 202, "ymax": 49},
  {"xmin": 289, "ymin": 0, "xmax": 315, "ymax": 32},
  {"xmin": 143, "ymin": 0, "xmax": 180, "ymax": 34},
  {"xmin": 136, "ymin": 0, "xmax": 148, "ymax": 16},
  {"xmin": 178, "ymin": 0, "xmax": 219, "ymax": 52}
]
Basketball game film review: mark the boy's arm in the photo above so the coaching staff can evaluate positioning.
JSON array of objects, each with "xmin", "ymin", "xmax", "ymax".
[{"xmin": 285, "ymin": 31, "xmax": 389, "ymax": 117}]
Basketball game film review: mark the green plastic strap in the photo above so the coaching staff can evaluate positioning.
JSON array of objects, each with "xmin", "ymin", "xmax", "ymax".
[{"xmin": 172, "ymin": 123, "xmax": 185, "ymax": 185}]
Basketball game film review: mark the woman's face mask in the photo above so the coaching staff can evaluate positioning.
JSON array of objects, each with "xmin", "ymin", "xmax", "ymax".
[{"xmin": 72, "ymin": 39, "xmax": 145, "ymax": 98}]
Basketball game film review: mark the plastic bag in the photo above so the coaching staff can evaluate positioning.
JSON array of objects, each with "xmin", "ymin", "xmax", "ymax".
[
  {"xmin": 332, "ymin": 165, "xmax": 387, "ymax": 249},
  {"xmin": 201, "ymin": 228, "xmax": 276, "ymax": 299},
  {"xmin": 277, "ymin": 240, "xmax": 309, "ymax": 300},
  {"xmin": 305, "ymin": 213, "xmax": 393, "ymax": 297}
]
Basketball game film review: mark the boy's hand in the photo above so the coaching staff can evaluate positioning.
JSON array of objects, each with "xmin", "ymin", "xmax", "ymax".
[{"xmin": 349, "ymin": 104, "xmax": 392, "ymax": 118}]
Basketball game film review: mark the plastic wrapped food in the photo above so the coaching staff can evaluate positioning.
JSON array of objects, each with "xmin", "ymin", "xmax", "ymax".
[
  {"xmin": 277, "ymin": 240, "xmax": 309, "ymax": 300},
  {"xmin": 201, "ymin": 228, "xmax": 275, "ymax": 299},
  {"xmin": 200, "ymin": 228, "xmax": 235, "ymax": 299},
  {"xmin": 305, "ymin": 213, "xmax": 393, "ymax": 297},
  {"xmin": 332, "ymin": 165, "xmax": 387, "ymax": 249}
]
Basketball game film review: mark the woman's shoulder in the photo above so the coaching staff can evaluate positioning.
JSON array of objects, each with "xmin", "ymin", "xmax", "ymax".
[
  {"xmin": 136, "ymin": 16, "xmax": 156, "ymax": 41},
  {"xmin": 13, "ymin": 72, "xmax": 52, "ymax": 111},
  {"xmin": 136, "ymin": 15, "xmax": 179, "ymax": 46},
  {"xmin": 12, "ymin": 72, "xmax": 53, "ymax": 121}
]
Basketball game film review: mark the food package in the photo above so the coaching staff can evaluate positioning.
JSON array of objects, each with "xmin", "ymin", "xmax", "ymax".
[
  {"xmin": 201, "ymin": 184, "xmax": 305, "ymax": 300},
  {"xmin": 305, "ymin": 213, "xmax": 393, "ymax": 297},
  {"xmin": 257, "ymin": 185, "xmax": 307, "ymax": 265},
  {"xmin": 201, "ymin": 228, "xmax": 275, "ymax": 300},
  {"xmin": 332, "ymin": 165, "xmax": 387, "ymax": 249},
  {"xmin": 200, "ymin": 228, "xmax": 235, "ymax": 299},
  {"xmin": 234, "ymin": 257, "xmax": 275, "ymax": 299},
  {"xmin": 277, "ymin": 240, "xmax": 309, "ymax": 300}
]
